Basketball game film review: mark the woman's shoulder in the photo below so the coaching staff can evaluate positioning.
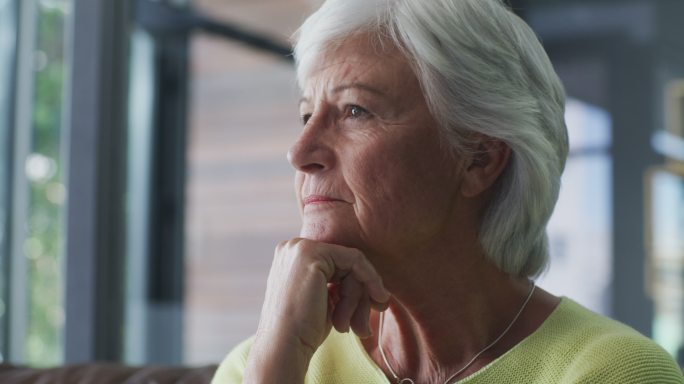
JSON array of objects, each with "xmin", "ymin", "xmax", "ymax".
[
  {"xmin": 539, "ymin": 297, "xmax": 683, "ymax": 383},
  {"xmin": 461, "ymin": 297, "xmax": 683, "ymax": 383},
  {"xmin": 548, "ymin": 297, "xmax": 665, "ymax": 349},
  {"xmin": 546, "ymin": 297, "xmax": 646, "ymax": 337}
]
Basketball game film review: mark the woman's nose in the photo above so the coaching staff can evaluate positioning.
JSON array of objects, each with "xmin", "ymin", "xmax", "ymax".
[{"xmin": 287, "ymin": 116, "xmax": 335, "ymax": 173}]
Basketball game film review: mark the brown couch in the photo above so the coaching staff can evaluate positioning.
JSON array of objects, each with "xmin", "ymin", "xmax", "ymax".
[{"xmin": 0, "ymin": 363, "xmax": 217, "ymax": 383}]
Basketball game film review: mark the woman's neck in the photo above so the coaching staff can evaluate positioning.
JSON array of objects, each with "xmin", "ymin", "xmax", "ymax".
[{"xmin": 363, "ymin": 246, "xmax": 558, "ymax": 383}]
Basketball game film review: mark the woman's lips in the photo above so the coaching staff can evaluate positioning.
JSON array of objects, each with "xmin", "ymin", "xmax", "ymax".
[{"xmin": 303, "ymin": 195, "xmax": 345, "ymax": 206}]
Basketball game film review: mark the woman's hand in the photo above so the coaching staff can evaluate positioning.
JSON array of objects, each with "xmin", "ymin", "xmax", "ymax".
[{"xmin": 244, "ymin": 238, "xmax": 391, "ymax": 384}]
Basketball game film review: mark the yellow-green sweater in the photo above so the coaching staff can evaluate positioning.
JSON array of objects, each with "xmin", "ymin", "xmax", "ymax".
[{"xmin": 212, "ymin": 297, "xmax": 684, "ymax": 383}]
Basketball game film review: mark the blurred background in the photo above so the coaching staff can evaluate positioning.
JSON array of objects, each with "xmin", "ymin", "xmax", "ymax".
[{"xmin": 0, "ymin": 0, "xmax": 682, "ymax": 371}]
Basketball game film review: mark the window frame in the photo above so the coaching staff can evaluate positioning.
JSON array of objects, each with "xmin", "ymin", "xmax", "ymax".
[{"xmin": 0, "ymin": 0, "xmax": 20, "ymax": 362}]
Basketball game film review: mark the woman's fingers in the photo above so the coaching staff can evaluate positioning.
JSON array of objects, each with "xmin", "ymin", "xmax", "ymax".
[
  {"xmin": 349, "ymin": 294, "xmax": 372, "ymax": 338},
  {"xmin": 332, "ymin": 276, "xmax": 363, "ymax": 333},
  {"xmin": 320, "ymin": 245, "xmax": 391, "ymax": 304},
  {"xmin": 331, "ymin": 278, "xmax": 375, "ymax": 338},
  {"xmin": 370, "ymin": 297, "xmax": 391, "ymax": 312},
  {"xmin": 314, "ymin": 242, "xmax": 389, "ymax": 337}
]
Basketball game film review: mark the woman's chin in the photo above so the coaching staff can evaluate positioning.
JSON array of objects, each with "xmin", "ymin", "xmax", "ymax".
[{"xmin": 299, "ymin": 222, "xmax": 361, "ymax": 249}]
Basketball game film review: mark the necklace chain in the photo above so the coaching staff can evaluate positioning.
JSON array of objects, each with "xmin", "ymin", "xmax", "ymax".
[{"xmin": 377, "ymin": 282, "xmax": 536, "ymax": 384}]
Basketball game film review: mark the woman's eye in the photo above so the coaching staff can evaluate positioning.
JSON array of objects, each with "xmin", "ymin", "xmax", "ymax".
[{"xmin": 347, "ymin": 105, "xmax": 369, "ymax": 119}]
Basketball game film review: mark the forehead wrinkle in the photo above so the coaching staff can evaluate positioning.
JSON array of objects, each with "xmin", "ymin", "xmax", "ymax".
[
  {"xmin": 299, "ymin": 82, "xmax": 386, "ymax": 107},
  {"xmin": 300, "ymin": 36, "xmax": 418, "ymax": 108},
  {"xmin": 301, "ymin": 64, "xmax": 394, "ymax": 107}
]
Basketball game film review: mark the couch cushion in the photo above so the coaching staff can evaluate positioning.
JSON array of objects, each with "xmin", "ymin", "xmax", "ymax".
[{"xmin": 0, "ymin": 363, "xmax": 217, "ymax": 383}]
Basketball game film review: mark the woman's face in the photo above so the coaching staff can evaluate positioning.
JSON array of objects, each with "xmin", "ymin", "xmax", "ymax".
[{"xmin": 290, "ymin": 35, "xmax": 464, "ymax": 258}]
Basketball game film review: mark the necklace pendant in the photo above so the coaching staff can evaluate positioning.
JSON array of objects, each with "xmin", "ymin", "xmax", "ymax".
[{"xmin": 398, "ymin": 379, "xmax": 415, "ymax": 384}]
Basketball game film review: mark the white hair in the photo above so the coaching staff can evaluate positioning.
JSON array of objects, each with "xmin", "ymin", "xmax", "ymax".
[{"xmin": 293, "ymin": 0, "xmax": 569, "ymax": 277}]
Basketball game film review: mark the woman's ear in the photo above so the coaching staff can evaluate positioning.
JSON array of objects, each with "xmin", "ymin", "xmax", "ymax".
[{"xmin": 460, "ymin": 136, "xmax": 511, "ymax": 198}]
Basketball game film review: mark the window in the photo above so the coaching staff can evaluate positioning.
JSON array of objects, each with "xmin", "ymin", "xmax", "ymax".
[
  {"xmin": 540, "ymin": 98, "xmax": 613, "ymax": 315},
  {"xmin": 0, "ymin": 0, "xmax": 70, "ymax": 366},
  {"xmin": 24, "ymin": 0, "xmax": 69, "ymax": 365},
  {"xmin": 0, "ymin": 0, "xmax": 18, "ymax": 361}
]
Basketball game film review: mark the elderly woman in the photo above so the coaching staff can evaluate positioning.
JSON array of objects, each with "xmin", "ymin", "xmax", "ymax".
[{"xmin": 212, "ymin": 0, "xmax": 683, "ymax": 383}]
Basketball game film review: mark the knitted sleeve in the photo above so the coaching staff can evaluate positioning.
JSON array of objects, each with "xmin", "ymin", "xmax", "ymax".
[{"xmin": 211, "ymin": 337, "xmax": 252, "ymax": 384}]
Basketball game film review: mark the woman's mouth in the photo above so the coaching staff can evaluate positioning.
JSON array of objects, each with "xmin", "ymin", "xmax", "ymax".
[{"xmin": 303, "ymin": 195, "xmax": 345, "ymax": 206}]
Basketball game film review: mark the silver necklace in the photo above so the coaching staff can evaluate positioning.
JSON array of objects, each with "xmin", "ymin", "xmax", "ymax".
[{"xmin": 377, "ymin": 283, "xmax": 536, "ymax": 384}]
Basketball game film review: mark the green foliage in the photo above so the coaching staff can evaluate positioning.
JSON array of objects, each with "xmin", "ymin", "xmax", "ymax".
[{"xmin": 25, "ymin": 4, "xmax": 67, "ymax": 367}]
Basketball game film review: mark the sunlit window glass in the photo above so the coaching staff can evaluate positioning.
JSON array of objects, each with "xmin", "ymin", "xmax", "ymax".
[{"xmin": 539, "ymin": 98, "xmax": 613, "ymax": 315}]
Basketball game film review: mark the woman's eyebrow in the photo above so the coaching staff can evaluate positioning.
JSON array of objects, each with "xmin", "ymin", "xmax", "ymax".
[
  {"xmin": 332, "ymin": 83, "xmax": 386, "ymax": 96},
  {"xmin": 299, "ymin": 83, "xmax": 387, "ymax": 106}
]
